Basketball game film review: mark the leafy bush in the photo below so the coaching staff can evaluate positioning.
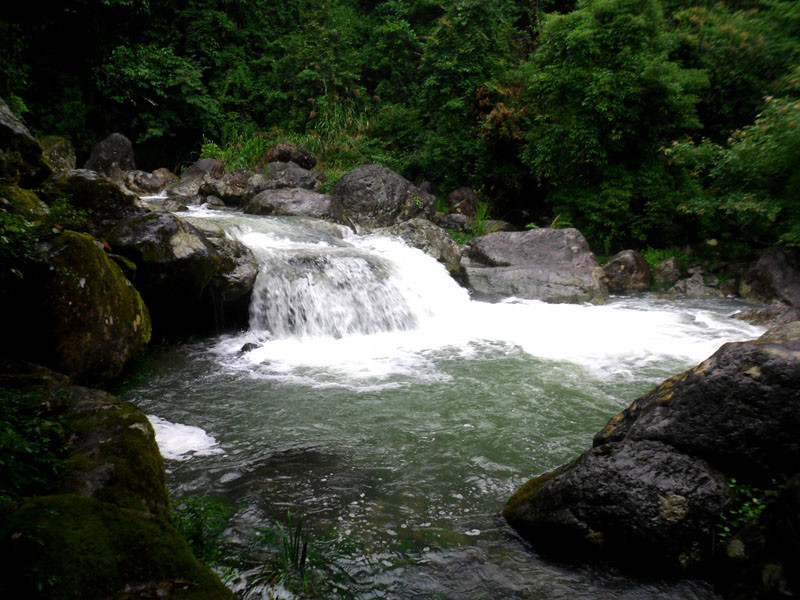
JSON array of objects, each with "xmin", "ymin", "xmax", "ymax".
[
  {"xmin": 0, "ymin": 389, "xmax": 69, "ymax": 507},
  {"xmin": 171, "ymin": 497, "xmax": 232, "ymax": 566},
  {"xmin": 718, "ymin": 477, "xmax": 782, "ymax": 540}
]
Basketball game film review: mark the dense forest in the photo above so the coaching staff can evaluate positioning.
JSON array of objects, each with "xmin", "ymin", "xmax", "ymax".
[{"xmin": 2, "ymin": 0, "xmax": 798, "ymax": 254}]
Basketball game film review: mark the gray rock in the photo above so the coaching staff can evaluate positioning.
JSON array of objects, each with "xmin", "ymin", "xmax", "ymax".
[
  {"xmin": 84, "ymin": 132, "xmax": 136, "ymax": 178},
  {"xmin": 733, "ymin": 304, "xmax": 799, "ymax": 328},
  {"xmin": 379, "ymin": 218, "xmax": 462, "ymax": 277},
  {"xmin": 603, "ymin": 250, "xmax": 652, "ymax": 293},
  {"xmin": 330, "ymin": 164, "xmax": 435, "ymax": 233},
  {"xmin": 670, "ymin": 272, "xmax": 723, "ymax": 298},
  {"xmin": 740, "ymin": 246, "xmax": 800, "ymax": 308},
  {"xmin": 125, "ymin": 170, "xmax": 165, "ymax": 194},
  {"xmin": 0, "ymin": 97, "xmax": 52, "ymax": 185},
  {"xmin": 505, "ymin": 321, "xmax": 800, "ymax": 571},
  {"xmin": 654, "ymin": 257, "xmax": 682, "ymax": 286},
  {"xmin": 245, "ymin": 188, "xmax": 332, "ymax": 219},
  {"xmin": 434, "ymin": 212, "xmax": 470, "ymax": 233},
  {"xmin": 106, "ymin": 212, "xmax": 221, "ymax": 335},
  {"xmin": 168, "ymin": 158, "xmax": 224, "ymax": 197},
  {"xmin": 461, "ymin": 228, "xmax": 608, "ymax": 304},
  {"xmin": 199, "ymin": 168, "xmax": 253, "ymax": 206},
  {"xmin": 265, "ymin": 141, "xmax": 316, "ymax": 170},
  {"xmin": 261, "ymin": 161, "xmax": 326, "ymax": 191},
  {"xmin": 446, "ymin": 186, "xmax": 478, "ymax": 216}
]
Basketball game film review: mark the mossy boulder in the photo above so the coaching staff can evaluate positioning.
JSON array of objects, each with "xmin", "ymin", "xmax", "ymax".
[
  {"xmin": 379, "ymin": 218, "xmax": 462, "ymax": 277},
  {"xmin": 0, "ymin": 494, "xmax": 235, "ymax": 600},
  {"xmin": 41, "ymin": 169, "xmax": 146, "ymax": 236},
  {"xmin": 84, "ymin": 132, "xmax": 136, "ymax": 179},
  {"xmin": 0, "ymin": 97, "xmax": 52, "ymax": 186},
  {"xmin": 38, "ymin": 135, "xmax": 76, "ymax": 174},
  {"xmin": 33, "ymin": 231, "xmax": 152, "ymax": 386},
  {"xmin": 106, "ymin": 212, "xmax": 223, "ymax": 335},
  {"xmin": 0, "ymin": 184, "xmax": 49, "ymax": 222}
]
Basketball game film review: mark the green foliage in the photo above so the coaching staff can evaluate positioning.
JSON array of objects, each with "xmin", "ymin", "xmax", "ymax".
[
  {"xmin": 641, "ymin": 247, "xmax": 689, "ymax": 271},
  {"xmin": 0, "ymin": 389, "xmax": 69, "ymax": 507},
  {"xmin": 668, "ymin": 93, "xmax": 800, "ymax": 246},
  {"xmin": 0, "ymin": 209, "xmax": 36, "ymax": 279},
  {"xmin": 718, "ymin": 477, "xmax": 782, "ymax": 540},
  {"xmin": 171, "ymin": 497, "xmax": 232, "ymax": 566},
  {"xmin": 251, "ymin": 511, "xmax": 361, "ymax": 599}
]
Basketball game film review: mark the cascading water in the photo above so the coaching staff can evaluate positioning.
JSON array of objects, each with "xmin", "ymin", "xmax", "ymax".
[{"xmin": 120, "ymin": 207, "xmax": 766, "ymax": 599}]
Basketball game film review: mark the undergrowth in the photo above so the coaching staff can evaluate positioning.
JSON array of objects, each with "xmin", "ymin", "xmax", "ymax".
[{"xmin": 717, "ymin": 477, "xmax": 783, "ymax": 540}]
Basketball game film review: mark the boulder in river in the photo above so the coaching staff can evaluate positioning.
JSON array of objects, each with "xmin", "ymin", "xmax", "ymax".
[
  {"xmin": 330, "ymin": 164, "xmax": 435, "ymax": 233},
  {"xmin": 504, "ymin": 322, "xmax": 800, "ymax": 575},
  {"xmin": 379, "ymin": 218, "xmax": 462, "ymax": 277},
  {"xmin": 740, "ymin": 246, "xmax": 800, "ymax": 308},
  {"xmin": 38, "ymin": 135, "xmax": 76, "ymax": 174},
  {"xmin": 670, "ymin": 271, "xmax": 723, "ymax": 298},
  {"xmin": 603, "ymin": 249, "xmax": 651, "ymax": 293},
  {"xmin": 168, "ymin": 158, "xmax": 225, "ymax": 197},
  {"xmin": 732, "ymin": 303, "xmax": 799, "ymax": 328},
  {"xmin": 106, "ymin": 212, "xmax": 222, "ymax": 335},
  {"xmin": 265, "ymin": 140, "xmax": 317, "ymax": 170},
  {"xmin": 653, "ymin": 256, "xmax": 682, "ymax": 287},
  {"xmin": 461, "ymin": 228, "xmax": 608, "ymax": 304},
  {"xmin": 199, "ymin": 167, "xmax": 253, "ymax": 206},
  {"xmin": 244, "ymin": 187, "xmax": 332, "ymax": 219}
]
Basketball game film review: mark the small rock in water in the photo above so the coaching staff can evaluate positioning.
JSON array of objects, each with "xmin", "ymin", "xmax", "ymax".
[{"xmin": 239, "ymin": 342, "xmax": 259, "ymax": 353}]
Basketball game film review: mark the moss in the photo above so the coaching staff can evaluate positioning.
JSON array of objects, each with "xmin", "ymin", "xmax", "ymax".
[
  {"xmin": 0, "ymin": 184, "xmax": 49, "ymax": 221},
  {"xmin": 503, "ymin": 458, "xmax": 578, "ymax": 524},
  {"xmin": 0, "ymin": 494, "xmax": 235, "ymax": 600},
  {"xmin": 45, "ymin": 231, "xmax": 151, "ymax": 385}
]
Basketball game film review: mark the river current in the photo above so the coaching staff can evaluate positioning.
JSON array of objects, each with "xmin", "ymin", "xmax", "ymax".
[{"xmin": 117, "ymin": 208, "xmax": 764, "ymax": 599}]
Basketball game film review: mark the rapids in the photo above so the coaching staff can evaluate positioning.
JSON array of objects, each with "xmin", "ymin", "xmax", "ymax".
[{"xmin": 119, "ymin": 208, "xmax": 764, "ymax": 599}]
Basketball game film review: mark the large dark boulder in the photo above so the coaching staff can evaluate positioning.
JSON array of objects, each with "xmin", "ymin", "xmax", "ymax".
[
  {"xmin": 379, "ymin": 218, "xmax": 463, "ymax": 277},
  {"xmin": 41, "ymin": 169, "xmax": 147, "ymax": 236},
  {"xmin": 461, "ymin": 228, "xmax": 608, "ymax": 304},
  {"xmin": 5, "ymin": 231, "xmax": 151, "ymax": 387},
  {"xmin": 733, "ymin": 304, "xmax": 799, "ymax": 328},
  {"xmin": 260, "ymin": 161, "xmax": 327, "ymax": 191},
  {"xmin": 167, "ymin": 158, "xmax": 225, "ymax": 197},
  {"xmin": 0, "ymin": 97, "xmax": 52, "ymax": 186},
  {"xmin": 198, "ymin": 167, "xmax": 253, "ymax": 206},
  {"xmin": 654, "ymin": 256, "xmax": 683, "ymax": 287},
  {"xmin": 740, "ymin": 246, "xmax": 800, "ymax": 308},
  {"xmin": 83, "ymin": 132, "xmax": 136, "ymax": 178},
  {"xmin": 330, "ymin": 164, "xmax": 435, "ymax": 232},
  {"xmin": 265, "ymin": 140, "xmax": 317, "ymax": 169},
  {"xmin": 603, "ymin": 249, "xmax": 651, "ymax": 293},
  {"xmin": 244, "ymin": 187, "xmax": 332, "ymax": 219},
  {"xmin": 504, "ymin": 322, "xmax": 800, "ymax": 574},
  {"xmin": 106, "ymin": 213, "xmax": 222, "ymax": 335}
]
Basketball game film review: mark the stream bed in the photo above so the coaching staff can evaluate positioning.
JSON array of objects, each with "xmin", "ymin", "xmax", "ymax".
[{"xmin": 117, "ymin": 211, "xmax": 764, "ymax": 599}]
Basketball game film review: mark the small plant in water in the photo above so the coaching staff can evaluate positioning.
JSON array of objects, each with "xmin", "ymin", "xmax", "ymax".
[
  {"xmin": 250, "ymin": 511, "xmax": 361, "ymax": 599},
  {"xmin": 717, "ymin": 478, "xmax": 782, "ymax": 540}
]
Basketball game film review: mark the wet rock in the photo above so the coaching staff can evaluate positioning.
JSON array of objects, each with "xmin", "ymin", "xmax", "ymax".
[
  {"xmin": 106, "ymin": 212, "xmax": 222, "ymax": 335},
  {"xmin": 733, "ymin": 304, "xmax": 799, "ymax": 328},
  {"xmin": 168, "ymin": 158, "xmax": 224, "ymax": 197},
  {"xmin": 740, "ymin": 246, "xmax": 800, "ymax": 308},
  {"xmin": 330, "ymin": 164, "xmax": 435, "ymax": 232},
  {"xmin": 0, "ymin": 97, "xmax": 52, "ymax": 186},
  {"xmin": 654, "ymin": 257, "xmax": 682, "ymax": 286},
  {"xmin": 244, "ymin": 187, "xmax": 332, "ymax": 219},
  {"xmin": 670, "ymin": 272, "xmax": 723, "ymax": 298},
  {"xmin": 603, "ymin": 250, "xmax": 652, "ymax": 294},
  {"xmin": 434, "ymin": 212, "xmax": 470, "ymax": 233},
  {"xmin": 461, "ymin": 228, "xmax": 608, "ymax": 304},
  {"xmin": 505, "ymin": 322, "xmax": 800, "ymax": 571},
  {"xmin": 199, "ymin": 167, "xmax": 253, "ymax": 206},
  {"xmin": 446, "ymin": 186, "xmax": 478, "ymax": 216},
  {"xmin": 0, "ymin": 184, "xmax": 49, "ymax": 222},
  {"xmin": 265, "ymin": 140, "xmax": 317, "ymax": 170},
  {"xmin": 124, "ymin": 169, "xmax": 165, "ymax": 194},
  {"xmin": 151, "ymin": 167, "xmax": 178, "ymax": 186},
  {"xmin": 84, "ymin": 132, "xmax": 136, "ymax": 178},
  {"xmin": 379, "ymin": 218, "xmax": 462, "ymax": 277},
  {"xmin": 262, "ymin": 160, "xmax": 326, "ymax": 191},
  {"xmin": 38, "ymin": 135, "xmax": 76, "ymax": 173}
]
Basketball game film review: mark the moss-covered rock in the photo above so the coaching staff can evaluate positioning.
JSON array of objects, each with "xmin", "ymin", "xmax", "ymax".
[
  {"xmin": 41, "ymin": 169, "xmax": 147, "ymax": 236},
  {"xmin": 36, "ymin": 231, "xmax": 151, "ymax": 386},
  {"xmin": 0, "ymin": 494, "xmax": 235, "ymax": 600},
  {"xmin": 0, "ymin": 184, "xmax": 49, "ymax": 222},
  {"xmin": 38, "ymin": 135, "xmax": 76, "ymax": 174}
]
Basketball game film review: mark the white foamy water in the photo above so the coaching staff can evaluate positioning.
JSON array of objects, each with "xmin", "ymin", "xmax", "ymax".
[
  {"xmin": 180, "ymin": 212, "xmax": 766, "ymax": 390},
  {"xmin": 148, "ymin": 415, "xmax": 224, "ymax": 461}
]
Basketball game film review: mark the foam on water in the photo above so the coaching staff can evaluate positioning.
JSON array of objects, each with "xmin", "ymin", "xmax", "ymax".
[
  {"xmin": 183, "ymin": 212, "xmax": 765, "ymax": 390},
  {"xmin": 148, "ymin": 415, "xmax": 224, "ymax": 461}
]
